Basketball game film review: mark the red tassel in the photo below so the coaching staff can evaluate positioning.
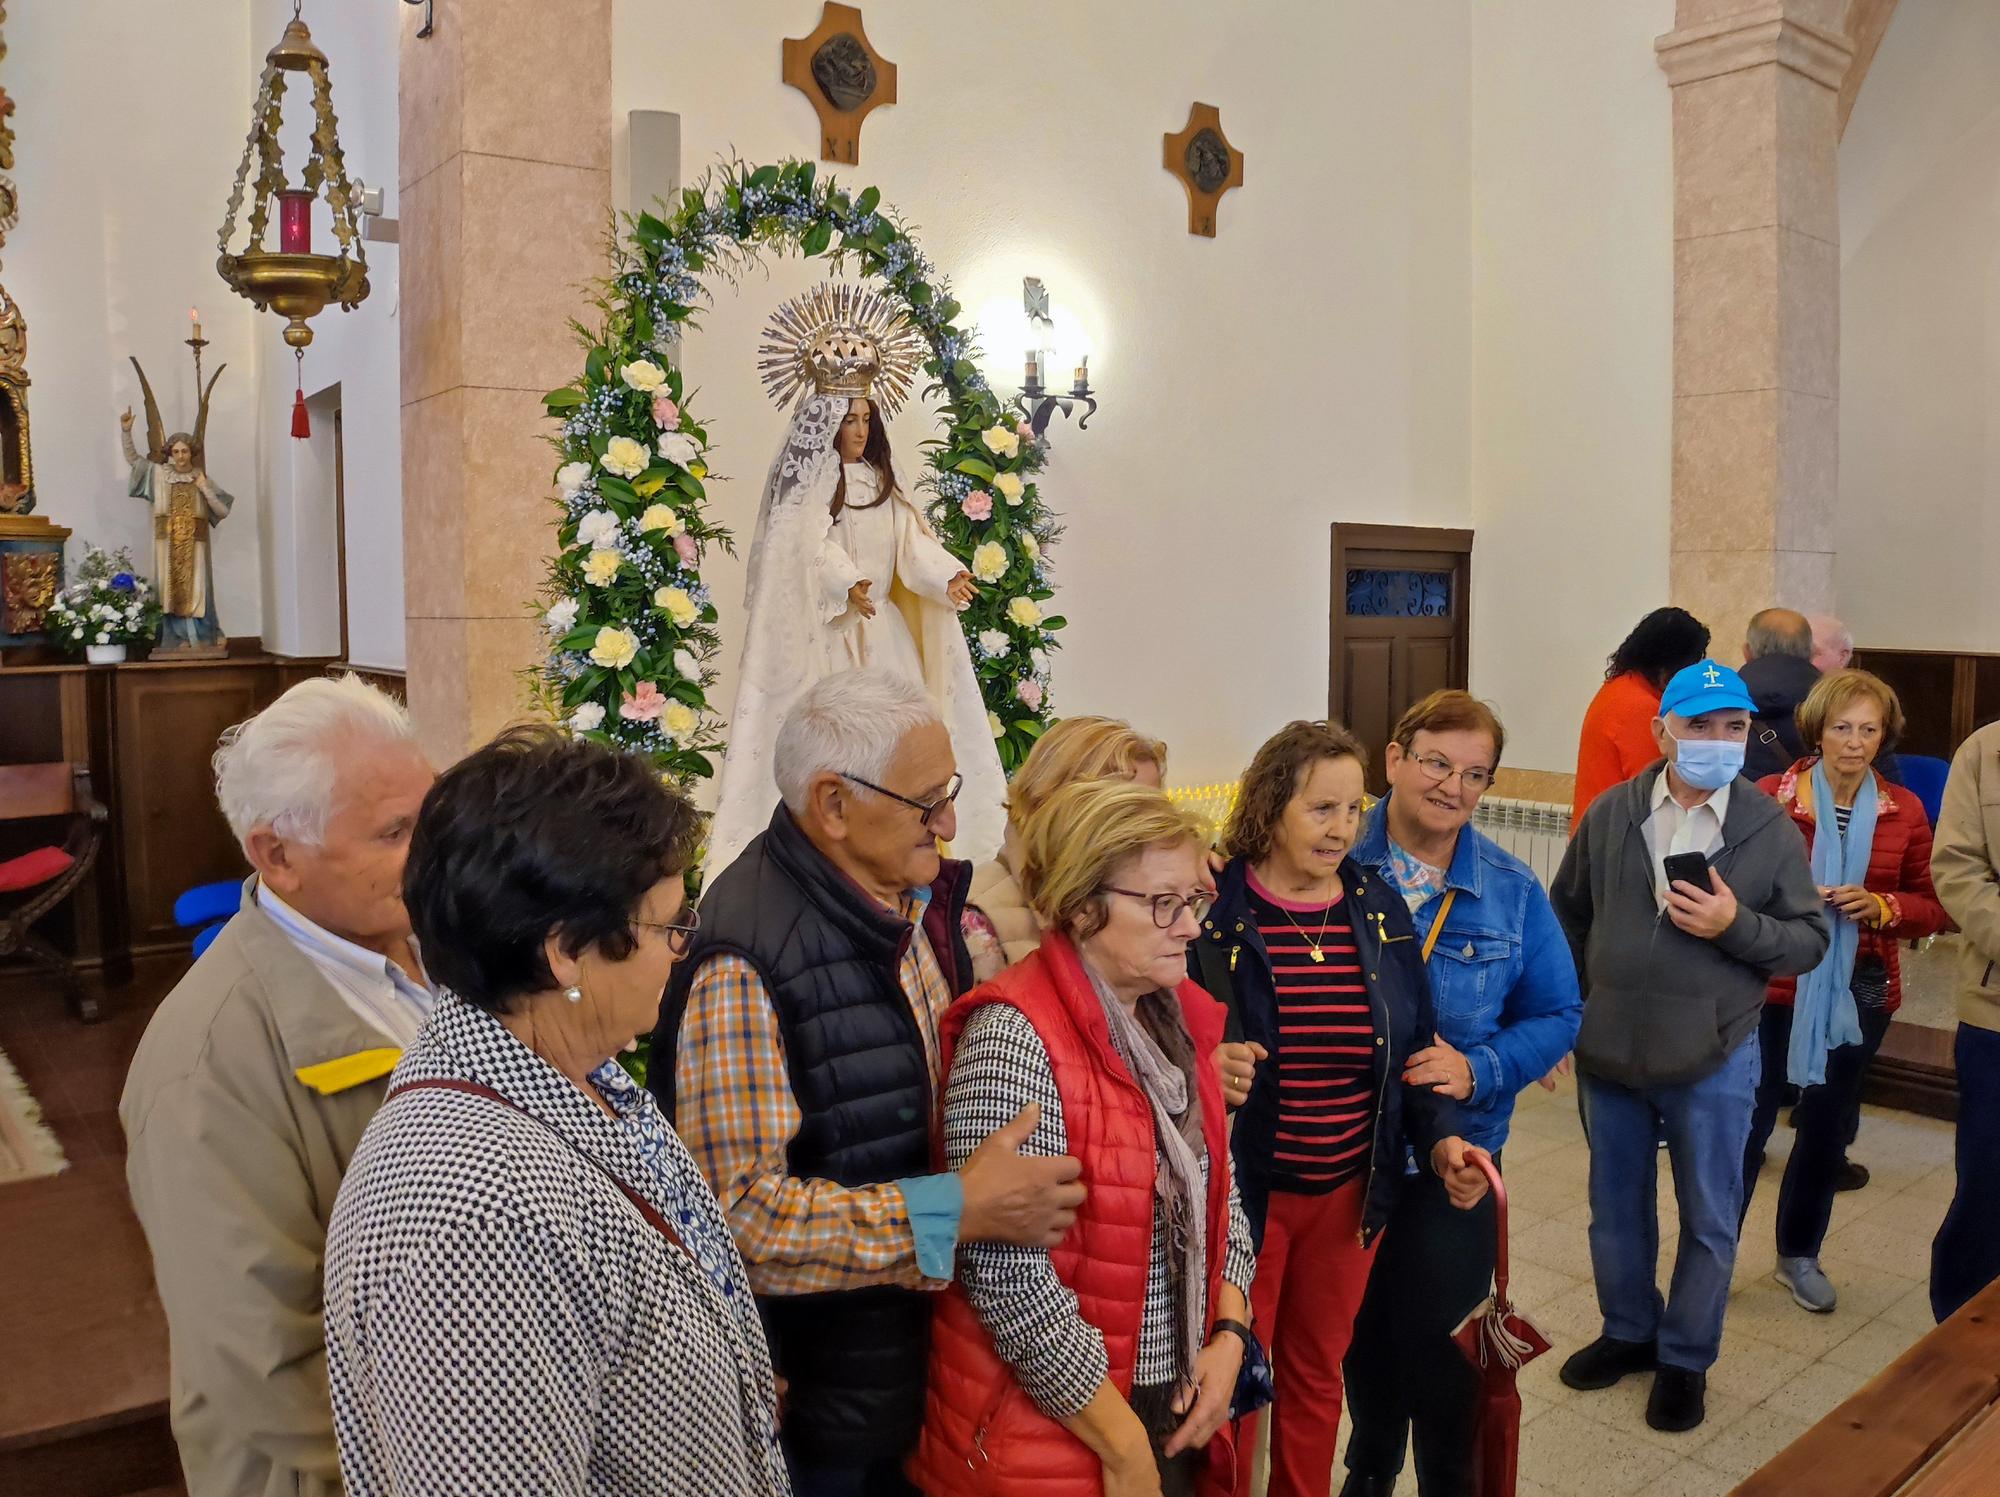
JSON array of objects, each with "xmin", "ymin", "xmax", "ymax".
[{"xmin": 291, "ymin": 384, "xmax": 311, "ymax": 439}]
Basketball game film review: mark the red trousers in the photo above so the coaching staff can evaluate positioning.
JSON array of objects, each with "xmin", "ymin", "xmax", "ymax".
[{"xmin": 1236, "ymin": 1179, "xmax": 1379, "ymax": 1497}]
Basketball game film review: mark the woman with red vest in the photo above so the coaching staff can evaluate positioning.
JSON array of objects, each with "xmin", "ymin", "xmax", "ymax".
[
  {"xmin": 1742, "ymin": 669, "xmax": 1951, "ymax": 1314},
  {"xmin": 1192, "ymin": 720, "xmax": 1493, "ymax": 1497},
  {"xmin": 912, "ymin": 779, "xmax": 1254, "ymax": 1496}
]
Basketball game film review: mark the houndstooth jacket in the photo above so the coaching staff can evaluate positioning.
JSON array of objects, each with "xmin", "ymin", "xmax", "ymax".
[{"xmin": 323, "ymin": 994, "xmax": 790, "ymax": 1496}]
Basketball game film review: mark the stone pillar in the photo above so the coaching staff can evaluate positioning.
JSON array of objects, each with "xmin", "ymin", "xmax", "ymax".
[
  {"xmin": 398, "ymin": 0, "xmax": 611, "ymax": 764},
  {"xmin": 1656, "ymin": 1, "xmax": 1853, "ymax": 664}
]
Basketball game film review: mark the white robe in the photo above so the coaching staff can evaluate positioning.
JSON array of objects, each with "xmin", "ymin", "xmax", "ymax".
[{"xmin": 707, "ymin": 459, "xmax": 1007, "ymax": 879}]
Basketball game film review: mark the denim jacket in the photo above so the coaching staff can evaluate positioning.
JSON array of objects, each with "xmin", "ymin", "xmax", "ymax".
[{"xmin": 1352, "ymin": 797, "xmax": 1582, "ymax": 1153}]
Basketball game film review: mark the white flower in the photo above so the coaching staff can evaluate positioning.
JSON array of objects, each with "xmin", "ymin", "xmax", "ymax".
[
  {"xmin": 570, "ymin": 701, "xmax": 606, "ymax": 733},
  {"xmin": 556, "ymin": 460, "xmax": 592, "ymax": 496},
  {"xmin": 1032, "ymin": 650, "xmax": 1050, "ymax": 675},
  {"xmin": 673, "ymin": 647, "xmax": 701, "ymax": 680},
  {"xmin": 1007, "ymin": 596, "xmax": 1042, "ymax": 629},
  {"xmin": 544, "ymin": 598, "xmax": 579, "ymax": 634},
  {"xmin": 993, "ymin": 472, "xmax": 1025, "ymax": 506},
  {"xmin": 583, "ymin": 550, "xmax": 622, "ymax": 586},
  {"xmin": 620, "ymin": 359, "xmax": 668, "ymax": 393},
  {"xmin": 988, "ymin": 711, "xmax": 1005, "ymax": 739},
  {"xmin": 575, "ymin": 510, "xmax": 621, "ymax": 550},
  {"xmin": 657, "ymin": 431, "xmax": 699, "ymax": 467},
  {"xmin": 977, "ymin": 629, "xmax": 1010, "ymax": 657},
  {"xmin": 588, "ymin": 626, "xmax": 639, "ymax": 669},
  {"xmin": 654, "ymin": 586, "xmax": 699, "ymax": 625},
  {"xmin": 982, "ymin": 424, "xmax": 1021, "ymax": 459},
  {"xmin": 601, "ymin": 436, "xmax": 649, "ymax": 478},
  {"xmin": 1021, "ymin": 532, "xmax": 1040, "ymax": 560},
  {"xmin": 971, "ymin": 541, "xmax": 1009, "ymax": 583},
  {"xmin": 639, "ymin": 503, "xmax": 682, "ymax": 534},
  {"xmin": 96, "ymin": 631, "xmax": 109, "ymax": 644}
]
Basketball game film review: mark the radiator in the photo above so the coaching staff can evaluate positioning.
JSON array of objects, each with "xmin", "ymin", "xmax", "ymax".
[{"xmin": 1469, "ymin": 796, "xmax": 1571, "ymax": 886}]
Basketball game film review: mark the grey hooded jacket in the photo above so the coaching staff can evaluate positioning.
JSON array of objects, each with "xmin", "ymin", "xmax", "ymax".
[{"xmin": 1551, "ymin": 763, "xmax": 1829, "ymax": 1088}]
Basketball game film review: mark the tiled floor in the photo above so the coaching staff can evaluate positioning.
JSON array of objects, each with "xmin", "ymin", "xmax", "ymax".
[{"xmin": 1461, "ymin": 1077, "xmax": 1949, "ymax": 1497}]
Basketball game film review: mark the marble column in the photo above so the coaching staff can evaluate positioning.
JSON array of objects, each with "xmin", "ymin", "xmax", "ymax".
[
  {"xmin": 1656, "ymin": 0, "xmax": 1853, "ymax": 664},
  {"xmin": 397, "ymin": 0, "xmax": 611, "ymax": 764}
]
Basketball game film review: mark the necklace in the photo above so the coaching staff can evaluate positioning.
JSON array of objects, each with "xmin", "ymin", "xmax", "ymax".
[{"xmin": 1271, "ymin": 888, "xmax": 1342, "ymax": 963}]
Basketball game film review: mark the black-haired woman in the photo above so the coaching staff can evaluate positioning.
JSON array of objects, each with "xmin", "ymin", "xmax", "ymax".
[
  {"xmin": 323, "ymin": 726, "xmax": 787, "ymax": 1496},
  {"xmin": 1571, "ymin": 606, "xmax": 1712, "ymax": 823}
]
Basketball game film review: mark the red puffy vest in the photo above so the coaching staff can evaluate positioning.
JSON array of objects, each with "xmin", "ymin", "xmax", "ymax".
[{"xmin": 908, "ymin": 931, "xmax": 1238, "ymax": 1497}]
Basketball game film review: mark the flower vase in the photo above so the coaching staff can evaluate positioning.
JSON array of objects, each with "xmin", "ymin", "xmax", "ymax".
[{"xmin": 85, "ymin": 643, "xmax": 128, "ymax": 666}]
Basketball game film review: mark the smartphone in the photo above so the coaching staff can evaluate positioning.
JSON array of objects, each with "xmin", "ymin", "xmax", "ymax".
[{"xmin": 1662, "ymin": 851, "xmax": 1711, "ymax": 891}]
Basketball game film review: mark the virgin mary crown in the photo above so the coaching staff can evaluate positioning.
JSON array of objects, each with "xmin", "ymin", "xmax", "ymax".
[{"xmin": 758, "ymin": 282, "xmax": 926, "ymax": 417}]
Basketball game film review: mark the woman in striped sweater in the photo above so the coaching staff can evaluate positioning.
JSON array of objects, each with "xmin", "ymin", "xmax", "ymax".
[{"xmin": 1192, "ymin": 720, "xmax": 1490, "ymax": 1497}]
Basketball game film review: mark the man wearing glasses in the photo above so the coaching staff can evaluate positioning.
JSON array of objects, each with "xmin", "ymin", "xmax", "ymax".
[
  {"xmin": 1338, "ymin": 690, "xmax": 1581, "ymax": 1497},
  {"xmin": 652, "ymin": 669, "xmax": 1084, "ymax": 1497}
]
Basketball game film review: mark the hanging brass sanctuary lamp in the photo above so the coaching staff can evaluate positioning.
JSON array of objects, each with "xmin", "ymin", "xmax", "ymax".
[{"xmin": 214, "ymin": 0, "xmax": 369, "ymax": 437}]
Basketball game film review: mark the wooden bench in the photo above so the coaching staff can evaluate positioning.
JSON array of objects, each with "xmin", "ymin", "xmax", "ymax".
[{"xmin": 1740, "ymin": 1279, "xmax": 2000, "ymax": 1495}]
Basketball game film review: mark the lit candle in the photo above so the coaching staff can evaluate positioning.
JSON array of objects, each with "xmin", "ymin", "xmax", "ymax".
[
  {"xmin": 189, "ymin": 307, "xmax": 202, "ymax": 343},
  {"xmin": 1024, "ymin": 350, "xmax": 1040, "ymax": 389},
  {"xmin": 277, "ymin": 189, "xmax": 313, "ymax": 254},
  {"xmin": 1072, "ymin": 355, "xmax": 1089, "ymax": 393}
]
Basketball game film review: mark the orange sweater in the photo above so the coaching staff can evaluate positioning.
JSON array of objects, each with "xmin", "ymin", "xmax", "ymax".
[{"xmin": 1572, "ymin": 671, "xmax": 1663, "ymax": 823}]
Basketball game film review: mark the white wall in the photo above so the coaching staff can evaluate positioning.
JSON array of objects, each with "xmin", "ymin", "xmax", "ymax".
[
  {"xmin": 1468, "ymin": 0, "xmax": 1677, "ymax": 773},
  {"xmin": 9, "ymin": 0, "xmax": 262, "ymax": 637},
  {"xmin": 250, "ymin": 0, "xmax": 405, "ymax": 668},
  {"xmin": 613, "ymin": 0, "xmax": 1474, "ymax": 786},
  {"xmin": 1838, "ymin": 1, "xmax": 2000, "ymax": 654}
]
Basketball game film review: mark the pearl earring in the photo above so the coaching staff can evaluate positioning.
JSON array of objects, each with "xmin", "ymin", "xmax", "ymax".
[{"xmin": 563, "ymin": 985, "xmax": 583, "ymax": 1004}]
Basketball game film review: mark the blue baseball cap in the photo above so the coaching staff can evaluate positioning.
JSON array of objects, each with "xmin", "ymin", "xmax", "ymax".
[{"xmin": 1659, "ymin": 658, "xmax": 1756, "ymax": 720}]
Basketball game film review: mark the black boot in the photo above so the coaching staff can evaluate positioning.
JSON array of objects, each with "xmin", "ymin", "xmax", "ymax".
[
  {"xmin": 1336, "ymin": 1475, "xmax": 1397, "ymax": 1497},
  {"xmin": 1647, "ymin": 1366, "xmax": 1707, "ymax": 1431},
  {"xmin": 1559, "ymin": 1334, "xmax": 1658, "ymax": 1390},
  {"xmin": 1835, "ymin": 1158, "xmax": 1871, "ymax": 1192}
]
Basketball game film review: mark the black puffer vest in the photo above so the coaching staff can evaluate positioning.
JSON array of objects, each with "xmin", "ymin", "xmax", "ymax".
[{"xmin": 651, "ymin": 804, "xmax": 972, "ymax": 1468}]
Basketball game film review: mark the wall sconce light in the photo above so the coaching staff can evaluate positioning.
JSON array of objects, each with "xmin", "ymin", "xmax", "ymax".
[
  {"xmin": 402, "ymin": 0, "xmax": 434, "ymax": 39},
  {"xmin": 1013, "ymin": 275, "xmax": 1098, "ymax": 436}
]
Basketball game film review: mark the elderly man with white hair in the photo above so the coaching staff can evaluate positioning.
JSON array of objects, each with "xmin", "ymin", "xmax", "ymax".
[
  {"xmin": 121, "ymin": 673, "xmax": 434, "ymax": 1497},
  {"xmin": 653, "ymin": 667, "xmax": 1084, "ymax": 1497}
]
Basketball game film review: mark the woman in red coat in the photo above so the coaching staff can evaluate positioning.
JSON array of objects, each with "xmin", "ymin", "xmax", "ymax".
[
  {"xmin": 913, "ymin": 778, "xmax": 1253, "ymax": 1497},
  {"xmin": 1743, "ymin": 669, "xmax": 1952, "ymax": 1314}
]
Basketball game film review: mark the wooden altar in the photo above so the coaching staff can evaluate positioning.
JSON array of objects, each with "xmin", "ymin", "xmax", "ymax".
[{"xmin": 0, "ymin": 649, "xmax": 360, "ymax": 984}]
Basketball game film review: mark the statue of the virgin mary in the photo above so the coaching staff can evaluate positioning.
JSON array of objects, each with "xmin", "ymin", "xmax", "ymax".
[{"xmin": 705, "ymin": 284, "xmax": 1007, "ymax": 877}]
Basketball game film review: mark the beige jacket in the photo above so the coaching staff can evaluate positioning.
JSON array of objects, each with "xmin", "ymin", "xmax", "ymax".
[
  {"xmin": 121, "ymin": 880, "xmax": 402, "ymax": 1497},
  {"xmin": 1932, "ymin": 723, "xmax": 2000, "ymax": 1031},
  {"xmin": 966, "ymin": 837, "xmax": 1044, "ymax": 982}
]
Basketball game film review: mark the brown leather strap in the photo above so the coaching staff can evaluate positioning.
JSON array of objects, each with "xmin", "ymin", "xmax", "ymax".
[
  {"xmin": 1420, "ymin": 889, "xmax": 1458, "ymax": 964},
  {"xmin": 386, "ymin": 1077, "xmax": 685, "ymax": 1252}
]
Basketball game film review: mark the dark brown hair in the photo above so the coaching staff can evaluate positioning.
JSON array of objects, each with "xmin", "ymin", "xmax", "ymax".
[
  {"xmin": 1222, "ymin": 720, "xmax": 1368, "ymax": 864},
  {"xmin": 1393, "ymin": 689, "xmax": 1506, "ymax": 768},
  {"xmin": 829, "ymin": 398, "xmax": 899, "ymax": 518}
]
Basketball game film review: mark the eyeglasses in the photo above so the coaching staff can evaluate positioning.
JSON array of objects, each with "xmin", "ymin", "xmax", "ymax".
[
  {"xmin": 1409, "ymin": 751, "xmax": 1494, "ymax": 794},
  {"xmin": 630, "ymin": 908, "xmax": 701, "ymax": 956},
  {"xmin": 838, "ymin": 770, "xmax": 965, "ymax": 829},
  {"xmin": 1101, "ymin": 886, "xmax": 1215, "ymax": 928}
]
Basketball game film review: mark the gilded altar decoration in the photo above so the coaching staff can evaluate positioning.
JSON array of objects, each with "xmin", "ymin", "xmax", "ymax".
[
  {"xmin": 122, "ymin": 348, "xmax": 233, "ymax": 656},
  {"xmin": 756, "ymin": 282, "xmax": 925, "ymax": 416},
  {"xmin": 1, "ymin": 547, "xmax": 54, "ymax": 634}
]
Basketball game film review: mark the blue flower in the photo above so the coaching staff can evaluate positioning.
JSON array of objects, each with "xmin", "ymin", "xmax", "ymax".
[{"xmin": 110, "ymin": 572, "xmax": 137, "ymax": 593}]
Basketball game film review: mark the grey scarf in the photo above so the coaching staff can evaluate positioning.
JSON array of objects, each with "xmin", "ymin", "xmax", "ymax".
[{"xmin": 1083, "ymin": 959, "xmax": 1207, "ymax": 1388}]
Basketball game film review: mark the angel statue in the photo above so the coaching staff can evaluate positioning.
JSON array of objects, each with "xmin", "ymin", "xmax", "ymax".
[
  {"xmin": 120, "ymin": 355, "xmax": 231, "ymax": 654},
  {"xmin": 705, "ymin": 282, "xmax": 1007, "ymax": 877}
]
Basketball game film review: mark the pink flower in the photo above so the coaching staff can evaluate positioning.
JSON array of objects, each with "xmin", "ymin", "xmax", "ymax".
[
  {"xmin": 1016, "ymin": 677, "xmax": 1044, "ymax": 711},
  {"xmin": 1015, "ymin": 421, "xmax": 1035, "ymax": 443},
  {"xmin": 674, "ymin": 532, "xmax": 699, "ymax": 565},
  {"xmin": 619, "ymin": 680, "xmax": 667, "ymax": 721},
  {"xmin": 652, "ymin": 395, "xmax": 680, "ymax": 428},
  {"xmin": 961, "ymin": 491, "xmax": 994, "ymax": 521}
]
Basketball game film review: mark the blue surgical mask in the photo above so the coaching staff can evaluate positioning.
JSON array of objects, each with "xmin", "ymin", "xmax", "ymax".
[{"xmin": 1668, "ymin": 731, "xmax": 1746, "ymax": 791}]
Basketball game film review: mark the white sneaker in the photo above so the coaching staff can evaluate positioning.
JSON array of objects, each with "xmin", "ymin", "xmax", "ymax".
[{"xmin": 1775, "ymin": 1255, "xmax": 1837, "ymax": 1313}]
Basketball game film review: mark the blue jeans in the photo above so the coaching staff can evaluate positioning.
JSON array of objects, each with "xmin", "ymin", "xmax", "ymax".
[
  {"xmin": 1932, "ymin": 1023, "xmax": 2000, "ymax": 1322},
  {"xmin": 1583, "ymin": 1037, "xmax": 1760, "ymax": 1372}
]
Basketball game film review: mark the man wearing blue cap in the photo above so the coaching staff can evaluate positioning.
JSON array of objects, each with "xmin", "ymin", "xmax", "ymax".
[{"xmin": 1550, "ymin": 659, "xmax": 1828, "ymax": 1432}]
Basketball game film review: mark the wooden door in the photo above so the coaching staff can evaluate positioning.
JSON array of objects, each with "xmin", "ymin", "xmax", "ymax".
[{"xmin": 1329, "ymin": 524, "xmax": 1473, "ymax": 793}]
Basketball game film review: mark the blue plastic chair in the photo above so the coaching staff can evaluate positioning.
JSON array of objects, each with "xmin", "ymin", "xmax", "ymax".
[
  {"xmin": 1897, "ymin": 753, "xmax": 1950, "ymax": 830},
  {"xmin": 173, "ymin": 879, "xmax": 242, "ymax": 958}
]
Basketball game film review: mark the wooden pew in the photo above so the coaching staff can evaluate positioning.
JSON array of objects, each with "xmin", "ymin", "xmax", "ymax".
[{"xmin": 1739, "ymin": 1279, "xmax": 2000, "ymax": 1495}]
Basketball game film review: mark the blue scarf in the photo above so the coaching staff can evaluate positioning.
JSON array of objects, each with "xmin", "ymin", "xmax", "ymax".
[{"xmin": 1787, "ymin": 762, "xmax": 1876, "ymax": 1087}]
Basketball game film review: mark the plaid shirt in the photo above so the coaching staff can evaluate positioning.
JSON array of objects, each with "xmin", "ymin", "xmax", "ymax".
[{"xmin": 674, "ymin": 896, "xmax": 953, "ymax": 1296}]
